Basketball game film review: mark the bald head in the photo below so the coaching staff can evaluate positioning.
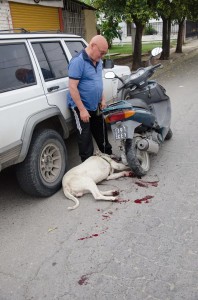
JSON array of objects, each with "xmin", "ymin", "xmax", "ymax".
[
  {"xmin": 90, "ymin": 35, "xmax": 108, "ymax": 48},
  {"xmin": 86, "ymin": 35, "xmax": 108, "ymax": 63}
]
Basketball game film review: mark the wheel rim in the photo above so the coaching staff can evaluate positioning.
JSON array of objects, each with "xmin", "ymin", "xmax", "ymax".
[
  {"xmin": 135, "ymin": 138, "xmax": 150, "ymax": 172},
  {"xmin": 136, "ymin": 148, "xmax": 150, "ymax": 171},
  {"xmin": 40, "ymin": 143, "xmax": 62, "ymax": 183}
]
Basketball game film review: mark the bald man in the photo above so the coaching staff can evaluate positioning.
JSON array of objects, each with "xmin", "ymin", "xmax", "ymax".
[{"xmin": 67, "ymin": 35, "xmax": 112, "ymax": 162}]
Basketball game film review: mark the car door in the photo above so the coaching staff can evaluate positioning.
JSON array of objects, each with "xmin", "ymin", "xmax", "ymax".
[
  {"xmin": 29, "ymin": 38, "xmax": 70, "ymax": 121},
  {"xmin": 29, "ymin": 38, "xmax": 89, "ymax": 124},
  {"xmin": 0, "ymin": 40, "xmax": 47, "ymax": 150}
]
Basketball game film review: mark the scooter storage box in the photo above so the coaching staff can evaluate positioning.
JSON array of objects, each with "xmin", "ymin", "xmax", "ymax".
[{"xmin": 131, "ymin": 82, "xmax": 169, "ymax": 104}]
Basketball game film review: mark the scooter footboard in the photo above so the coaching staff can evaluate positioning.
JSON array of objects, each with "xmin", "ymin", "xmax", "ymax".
[{"xmin": 111, "ymin": 120, "xmax": 141, "ymax": 140}]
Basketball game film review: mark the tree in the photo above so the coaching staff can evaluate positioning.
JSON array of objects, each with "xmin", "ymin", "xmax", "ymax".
[
  {"xmin": 170, "ymin": 0, "xmax": 190, "ymax": 53},
  {"xmin": 187, "ymin": 0, "xmax": 198, "ymax": 20},
  {"xmin": 97, "ymin": 16, "xmax": 122, "ymax": 48},
  {"xmin": 148, "ymin": 0, "xmax": 198, "ymax": 57},
  {"xmin": 82, "ymin": 0, "xmax": 198, "ymax": 66},
  {"xmin": 148, "ymin": 0, "xmax": 174, "ymax": 60},
  {"xmin": 90, "ymin": 0, "xmax": 156, "ymax": 69},
  {"xmin": 125, "ymin": 0, "xmax": 156, "ymax": 69}
]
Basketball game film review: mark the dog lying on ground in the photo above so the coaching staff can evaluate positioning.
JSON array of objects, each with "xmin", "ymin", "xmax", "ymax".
[{"xmin": 62, "ymin": 154, "xmax": 132, "ymax": 210}]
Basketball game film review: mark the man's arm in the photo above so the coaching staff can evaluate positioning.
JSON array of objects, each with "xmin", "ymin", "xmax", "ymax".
[
  {"xmin": 69, "ymin": 78, "xmax": 90, "ymax": 123},
  {"xmin": 100, "ymin": 93, "xmax": 106, "ymax": 110}
]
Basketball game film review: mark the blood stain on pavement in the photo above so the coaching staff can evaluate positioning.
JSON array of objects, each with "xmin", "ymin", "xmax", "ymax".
[
  {"xmin": 134, "ymin": 195, "xmax": 154, "ymax": 204},
  {"xmin": 78, "ymin": 275, "xmax": 89, "ymax": 285},
  {"xmin": 78, "ymin": 228, "xmax": 108, "ymax": 241},
  {"xmin": 135, "ymin": 180, "xmax": 159, "ymax": 188}
]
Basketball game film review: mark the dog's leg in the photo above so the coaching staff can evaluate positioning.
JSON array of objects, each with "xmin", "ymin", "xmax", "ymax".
[
  {"xmin": 107, "ymin": 171, "xmax": 132, "ymax": 180},
  {"xmin": 100, "ymin": 190, "xmax": 119, "ymax": 196},
  {"xmin": 110, "ymin": 160, "xmax": 130, "ymax": 171},
  {"xmin": 86, "ymin": 179, "xmax": 118, "ymax": 201}
]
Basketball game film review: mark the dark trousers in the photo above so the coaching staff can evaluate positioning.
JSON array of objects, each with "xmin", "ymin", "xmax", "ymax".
[{"xmin": 72, "ymin": 107, "xmax": 112, "ymax": 162}]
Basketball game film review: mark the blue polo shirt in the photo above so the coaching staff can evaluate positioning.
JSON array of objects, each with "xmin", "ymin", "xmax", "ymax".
[{"xmin": 67, "ymin": 50, "xmax": 103, "ymax": 111}]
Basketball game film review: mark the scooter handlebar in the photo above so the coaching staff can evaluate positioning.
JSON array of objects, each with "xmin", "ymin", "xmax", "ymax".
[
  {"xmin": 153, "ymin": 63, "xmax": 162, "ymax": 69},
  {"xmin": 117, "ymin": 63, "xmax": 162, "ymax": 92}
]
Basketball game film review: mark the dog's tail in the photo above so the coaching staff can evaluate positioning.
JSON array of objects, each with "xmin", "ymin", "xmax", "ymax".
[{"xmin": 63, "ymin": 188, "xmax": 79, "ymax": 210}]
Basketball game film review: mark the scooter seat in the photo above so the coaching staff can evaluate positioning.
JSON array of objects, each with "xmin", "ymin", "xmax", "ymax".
[{"xmin": 127, "ymin": 98, "xmax": 149, "ymax": 110}]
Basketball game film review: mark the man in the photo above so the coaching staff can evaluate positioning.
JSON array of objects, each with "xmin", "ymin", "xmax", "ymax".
[{"xmin": 67, "ymin": 35, "xmax": 112, "ymax": 162}]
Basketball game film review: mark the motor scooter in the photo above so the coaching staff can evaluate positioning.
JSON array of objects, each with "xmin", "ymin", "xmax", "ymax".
[{"xmin": 102, "ymin": 47, "xmax": 172, "ymax": 177}]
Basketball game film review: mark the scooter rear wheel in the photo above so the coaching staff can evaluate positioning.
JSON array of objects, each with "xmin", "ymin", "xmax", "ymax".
[{"xmin": 125, "ymin": 138, "xmax": 150, "ymax": 177}]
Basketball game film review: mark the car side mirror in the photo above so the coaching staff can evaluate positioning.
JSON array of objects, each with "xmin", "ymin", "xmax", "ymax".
[{"xmin": 103, "ymin": 59, "xmax": 114, "ymax": 69}]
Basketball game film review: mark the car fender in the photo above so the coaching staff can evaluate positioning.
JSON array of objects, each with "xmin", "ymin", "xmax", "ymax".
[{"xmin": 19, "ymin": 107, "xmax": 69, "ymax": 163}]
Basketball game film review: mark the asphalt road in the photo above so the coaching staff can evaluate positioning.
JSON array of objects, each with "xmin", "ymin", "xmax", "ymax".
[{"xmin": 0, "ymin": 49, "xmax": 198, "ymax": 300}]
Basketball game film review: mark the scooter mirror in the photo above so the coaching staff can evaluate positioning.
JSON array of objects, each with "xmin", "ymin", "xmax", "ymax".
[
  {"xmin": 151, "ymin": 47, "xmax": 162, "ymax": 57},
  {"xmin": 104, "ymin": 71, "xmax": 115, "ymax": 79}
]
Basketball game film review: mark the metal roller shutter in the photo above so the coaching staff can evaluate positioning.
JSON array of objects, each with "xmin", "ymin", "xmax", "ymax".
[{"xmin": 9, "ymin": 2, "xmax": 60, "ymax": 32}]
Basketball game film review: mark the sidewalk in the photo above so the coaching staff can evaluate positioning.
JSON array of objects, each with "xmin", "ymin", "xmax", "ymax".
[
  {"xmin": 155, "ymin": 37, "xmax": 198, "ymax": 74},
  {"xmin": 168, "ymin": 37, "xmax": 198, "ymax": 62}
]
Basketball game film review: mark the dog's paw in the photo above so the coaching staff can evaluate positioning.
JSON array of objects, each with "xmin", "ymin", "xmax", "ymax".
[
  {"xmin": 112, "ymin": 197, "xmax": 120, "ymax": 202},
  {"xmin": 125, "ymin": 171, "xmax": 136, "ymax": 177},
  {"xmin": 112, "ymin": 190, "xmax": 119, "ymax": 196}
]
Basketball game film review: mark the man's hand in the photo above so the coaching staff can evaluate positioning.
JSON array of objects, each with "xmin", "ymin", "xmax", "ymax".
[
  {"xmin": 80, "ymin": 108, "xmax": 90, "ymax": 123},
  {"xmin": 100, "ymin": 97, "xmax": 106, "ymax": 110}
]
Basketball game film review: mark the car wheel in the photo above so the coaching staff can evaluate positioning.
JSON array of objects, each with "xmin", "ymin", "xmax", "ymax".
[{"xmin": 16, "ymin": 129, "xmax": 68, "ymax": 197}]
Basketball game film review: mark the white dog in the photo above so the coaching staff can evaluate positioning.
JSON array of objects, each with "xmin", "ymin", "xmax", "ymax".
[{"xmin": 62, "ymin": 154, "xmax": 132, "ymax": 210}]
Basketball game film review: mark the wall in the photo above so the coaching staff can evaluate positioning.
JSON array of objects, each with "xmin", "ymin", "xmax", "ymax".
[
  {"xmin": 8, "ymin": 0, "xmax": 63, "ymax": 7},
  {"xmin": 0, "ymin": 0, "xmax": 12, "ymax": 30},
  {"xmin": 83, "ymin": 9, "xmax": 97, "ymax": 42}
]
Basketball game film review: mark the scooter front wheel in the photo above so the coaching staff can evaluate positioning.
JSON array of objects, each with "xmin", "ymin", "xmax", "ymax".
[{"xmin": 125, "ymin": 138, "xmax": 150, "ymax": 177}]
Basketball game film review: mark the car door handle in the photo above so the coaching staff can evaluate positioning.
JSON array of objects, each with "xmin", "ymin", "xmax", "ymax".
[{"xmin": 47, "ymin": 86, "xmax": 60, "ymax": 92}]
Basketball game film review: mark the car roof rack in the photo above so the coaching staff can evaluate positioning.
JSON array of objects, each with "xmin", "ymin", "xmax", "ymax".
[
  {"xmin": 27, "ymin": 30, "xmax": 62, "ymax": 34},
  {"xmin": 0, "ymin": 28, "xmax": 63, "ymax": 34},
  {"xmin": 0, "ymin": 28, "xmax": 29, "ymax": 33}
]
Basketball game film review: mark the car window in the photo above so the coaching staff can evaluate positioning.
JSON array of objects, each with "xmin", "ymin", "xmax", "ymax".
[
  {"xmin": 32, "ymin": 42, "xmax": 68, "ymax": 80},
  {"xmin": 65, "ymin": 41, "xmax": 86, "ymax": 57},
  {"xmin": 0, "ymin": 43, "xmax": 36, "ymax": 93}
]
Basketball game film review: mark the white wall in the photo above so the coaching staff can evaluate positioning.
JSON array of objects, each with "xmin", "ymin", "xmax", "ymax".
[
  {"xmin": 113, "ymin": 19, "xmax": 178, "ymax": 45},
  {"xmin": 0, "ymin": 1, "xmax": 13, "ymax": 30}
]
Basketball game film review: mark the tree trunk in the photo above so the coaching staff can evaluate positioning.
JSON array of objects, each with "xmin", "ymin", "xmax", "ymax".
[
  {"xmin": 175, "ymin": 19, "xmax": 185, "ymax": 53},
  {"xmin": 160, "ymin": 17, "xmax": 171, "ymax": 60},
  {"xmin": 132, "ymin": 22, "xmax": 144, "ymax": 70}
]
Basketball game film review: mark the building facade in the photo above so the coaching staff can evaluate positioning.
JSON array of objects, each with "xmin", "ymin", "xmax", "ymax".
[{"xmin": 0, "ymin": 0, "xmax": 97, "ymax": 41}]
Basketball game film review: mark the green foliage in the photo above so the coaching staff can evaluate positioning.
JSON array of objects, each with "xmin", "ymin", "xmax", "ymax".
[
  {"xmin": 125, "ymin": 0, "xmax": 156, "ymax": 24},
  {"xmin": 144, "ymin": 24, "xmax": 158, "ymax": 35},
  {"xmin": 80, "ymin": 0, "xmax": 197, "ymax": 66},
  {"xmin": 187, "ymin": 0, "xmax": 198, "ymax": 20},
  {"xmin": 97, "ymin": 17, "xmax": 121, "ymax": 48}
]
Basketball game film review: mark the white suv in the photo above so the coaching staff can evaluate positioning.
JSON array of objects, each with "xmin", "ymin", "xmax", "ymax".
[{"xmin": 0, "ymin": 32, "xmax": 130, "ymax": 197}]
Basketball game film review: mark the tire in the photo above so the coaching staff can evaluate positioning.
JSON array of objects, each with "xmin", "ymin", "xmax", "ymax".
[
  {"xmin": 16, "ymin": 129, "xmax": 68, "ymax": 197},
  {"xmin": 123, "ymin": 89, "xmax": 132, "ymax": 100},
  {"xmin": 125, "ymin": 138, "xmax": 150, "ymax": 177},
  {"xmin": 165, "ymin": 128, "xmax": 173, "ymax": 140}
]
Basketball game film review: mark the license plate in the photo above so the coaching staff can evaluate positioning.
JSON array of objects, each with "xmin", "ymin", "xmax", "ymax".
[{"xmin": 114, "ymin": 125, "xmax": 128, "ymax": 140}]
